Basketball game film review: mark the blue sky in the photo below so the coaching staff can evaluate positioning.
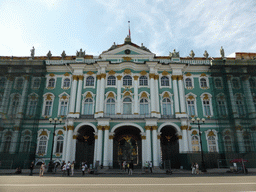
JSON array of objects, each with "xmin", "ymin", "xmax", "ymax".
[{"xmin": 0, "ymin": 0, "xmax": 255, "ymax": 57}]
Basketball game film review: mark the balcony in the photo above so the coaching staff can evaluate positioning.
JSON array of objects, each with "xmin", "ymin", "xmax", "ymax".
[
  {"xmin": 103, "ymin": 113, "xmax": 151, "ymax": 119},
  {"xmin": 161, "ymin": 115, "xmax": 175, "ymax": 119}
]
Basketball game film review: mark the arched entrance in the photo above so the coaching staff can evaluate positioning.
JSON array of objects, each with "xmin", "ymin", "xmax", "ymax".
[
  {"xmin": 113, "ymin": 126, "xmax": 142, "ymax": 168},
  {"xmin": 160, "ymin": 126, "xmax": 180, "ymax": 169},
  {"xmin": 75, "ymin": 126, "xmax": 95, "ymax": 168}
]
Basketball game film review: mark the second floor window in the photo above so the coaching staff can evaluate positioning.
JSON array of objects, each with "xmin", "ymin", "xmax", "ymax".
[
  {"xmin": 200, "ymin": 78, "xmax": 207, "ymax": 88},
  {"xmin": 224, "ymin": 136, "xmax": 233, "ymax": 152},
  {"xmin": 187, "ymin": 100, "xmax": 195, "ymax": 116},
  {"xmin": 56, "ymin": 136, "xmax": 64, "ymax": 153},
  {"xmin": 208, "ymin": 136, "xmax": 217, "ymax": 152},
  {"xmin": 162, "ymin": 98, "xmax": 172, "ymax": 116},
  {"xmin": 28, "ymin": 100, "xmax": 37, "ymax": 116},
  {"xmin": 232, "ymin": 79, "xmax": 239, "ymax": 88},
  {"xmin": 48, "ymin": 78, "xmax": 55, "ymax": 88},
  {"xmin": 217, "ymin": 100, "xmax": 227, "ymax": 116},
  {"xmin": 86, "ymin": 76, "xmax": 94, "ymax": 86},
  {"xmin": 185, "ymin": 78, "xmax": 192, "ymax": 88},
  {"xmin": 203, "ymin": 100, "xmax": 211, "ymax": 116},
  {"xmin": 60, "ymin": 101, "xmax": 68, "ymax": 116},
  {"xmin": 215, "ymin": 78, "xmax": 222, "ymax": 88},
  {"xmin": 83, "ymin": 98, "xmax": 93, "ymax": 115},
  {"xmin": 44, "ymin": 101, "xmax": 52, "ymax": 116},
  {"xmin": 139, "ymin": 76, "xmax": 148, "ymax": 86},
  {"xmin": 38, "ymin": 136, "xmax": 47, "ymax": 154},
  {"xmin": 23, "ymin": 136, "xmax": 31, "ymax": 152},
  {"xmin": 106, "ymin": 98, "xmax": 115, "ymax": 115},
  {"xmin": 63, "ymin": 78, "xmax": 70, "ymax": 88},
  {"xmin": 236, "ymin": 100, "xmax": 245, "ymax": 116},
  {"xmin": 123, "ymin": 97, "xmax": 132, "ymax": 114},
  {"xmin": 123, "ymin": 76, "xmax": 132, "ymax": 86},
  {"xmin": 107, "ymin": 76, "xmax": 116, "ymax": 86},
  {"xmin": 161, "ymin": 76, "xmax": 169, "ymax": 86},
  {"xmin": 33, "ymin": 78, "xmax": 40, "ymax": 89},
  {"xmin": 140, "ymin": 98, "xmax": 149, "ymax": 115}
]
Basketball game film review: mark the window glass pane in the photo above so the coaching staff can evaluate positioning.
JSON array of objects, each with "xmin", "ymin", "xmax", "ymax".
[
  {"xmin": 86, "ymin": 76, "xmax": 94, "ymax": 86},
  {"xmin": 161, "ymin": 76, "xmax": 169, "ymax": 86}
]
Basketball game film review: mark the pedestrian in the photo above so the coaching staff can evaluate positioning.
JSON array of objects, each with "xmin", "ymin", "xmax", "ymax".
[
  {"xmin": 127, "ymin": 162, "xmax": 130, "ymax": 174},
  {"xmin": 66, "ymin": 161, "xmax": 71, "ymax": 176},
  {"xmin": 61, "ymin": 161, "xmax": 65, "ymax": 170},
  {"xmin": 62, "ymin": 163, "xmax": 66, "ymax": 176},
  {"xmin": 71, "ymin": 161, "xmax": 75, "ymax": 176},
  {"xmin": 54, "ymin": 162, "xmax": 58, "ymax": 173},
  {"xmin": 149, "ymin": 161, "xmax": 153, "ymax": 173},
  {"xmin": 29, "ymin": 162, "xmax": 34, "ymax": 176},
  {"xmin": 123, "ymin": 160, "xmax": 126, "ymax": 172},
  {"xmin": 129, "ymin": 160, "xmax": 134, "ymax": 175},
  {"xmin": 39, "ymin": 163, "xmax": 45, "ymax": 177},
  {"xmin": 191, "ymin": 162, "xmax": 196, "ymax": 175},
  {"xmin": 195, "ymin": 163, "xmax": 199, "ymax": 174},
  {"xmin": 82, "ymin": 164, "xmax": 85, "ymax": 176}
]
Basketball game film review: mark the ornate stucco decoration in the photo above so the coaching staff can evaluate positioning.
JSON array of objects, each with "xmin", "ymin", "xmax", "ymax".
[
  {"xmin": 123, "ymin": 57, "xmax": 132, "ymax": 61},
  {"xmin": 108, "ymin": 70, "xmax": 116, "ymax": 75},
  {"xmin": 107, "ymin": 92, "xmax": 114, "ymax": 98},
  {"xmin": 141, "ymin": 92, "xmax": 148, "ymax": 98},
  {"xmin": 87, "ymin": 71, "xmax": 94, "ymax": 75},
  {"xmin": 188, "ymin": 95, "xmax": 194, "ymax": 100},
  {"xmin": 149, "ymin": 73, "xmax": 155, "ymax": 79},
  {"xmin": 177, "ymin": 135, "xmax": 182, "ymax": 139},
  {"xmin": 117, "ymin": 75, "xmax": 122, "ymax": 80},
  {"xmin": 192, "ymin": 130, "xmax": 197, "ymax": 135},
  {"xmin": 64, "ymin": 72, "xmax": 70, "ymax": 76},
  {"xmin": 86, "ymin": 92, "xmax": 93, "ymax": 98},
  {"xmin": 40, "ymin": 130, "xmax": 48, "ymax": 137},
  {"xmin": 140, "ymin": 71, "xmax": 147, "ymax": 76},
  {"xmin": 133, "ymin": 76, "xmax": 139, "ymax": 80},
  {"xmin": 203, "ymin": 94, "xmax": 209, "ymax": 100},
  {"xmin": 46, "ymin": 94, "xmax": 53, "ymax": 101},
  {"xmin": 163, "ymin": 92, "xmax": 170, "ymax": 98},
  {"xmin": 57, "ymin": 130, "xmax": 63, "ymax": 135},
  {"xmin": 186, "ymin": 72, "xmax": 192, "ymax": 76},
  {"xmin": 49, "ymin": 73, "xmax": 55, "ymax": 77},
  {"xmin": 200, "ymin": 73, "xmax": 207, "ymax": 77},
  {"xmin": 162, "ymin": 71, "xmax": 169, "ymax": 76},
  {"xmin": 61, "ymin": 95, "xmax": 68, "ymax": 100},
  {"xmin": 124, "ymin": 69, "xmax": 131, "ymax": 74},
  {"xmin": 224, "ymin": 130, "xmax": 230, "ymax": 135},
  {"xmin": 124, "ymin": 91, "xmax": 131, "ymax": 97},
  {"xmin": 73, "ymin": 135, "xmax": 77, "ymax": 139},
  {"xmin": 207, "ymin": 131, "xmax": 215, "ymax": 137}
]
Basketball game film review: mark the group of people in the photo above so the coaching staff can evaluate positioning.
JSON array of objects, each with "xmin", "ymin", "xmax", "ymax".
[
  {"xmin": 191, "ymin": 162, "xmax": 199, "ymax": 175},
  {"xmin": 144, "ymin": 161, "xmax": 153, "ymax": 173},
  {"xmin": 122, "ymin": 160, "xmax": 134, "ymax": 175},
  {"xmin": 61, "ymin": 161, "xmax": 75, "ymax": 176}
]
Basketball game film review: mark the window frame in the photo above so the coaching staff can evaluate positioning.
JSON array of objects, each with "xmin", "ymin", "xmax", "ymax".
[
  {"xmin": 123, "ymin": 75, "xmax": 133, "ymax": 86},
  {"xmin": 139, "ymin": 76, "xmax": 148, "ymax": 86},
  {"xmin": 106, "ymin": 98, "xmax": 116, "ymax": 115},
  {"xmin": 107, "ymin": 76, "xmax": 116, "ymax": 86}
]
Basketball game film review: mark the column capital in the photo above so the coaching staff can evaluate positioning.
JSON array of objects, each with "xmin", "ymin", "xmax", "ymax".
[
  {"xmin": 133, "ymin": 75, "xmax": 139, "ymax": 80},
  {"xmin": 104, "ymin": 125, "xmax": 110, "ymax": 130},
  {"xmin": 235, "ymin": 125, "xmax": 243, "ymax": 131},
  {"xmin": 97, "ymin": 125, "xmax": 103, "ymax": 130},
  {"xmin": 152, "ymin": 126, "xmax": 158, "ymax": 130},
  {"xmin": 145, "ymin": 126, "xmax": 151, "ymax": 130},
  {"xmin": 94, "ymin": 135, "xmax": 98, "ymax": 139},
  {"xmin": 154, "ymin": 75, "xmax": 159, "ymax": 80},
  {"xmin": 171, "ymin": 75, "xmax": 178, "ymax": 80},
  {"xmin": 73, "ymin": 135, "xmax": 77, "ymax": 139},
  {"xmin": 101, "ymin": 74, "xmax": 106, "ymax": 79},
  {"xmin": 180, "ymin": 125, "xmax": 188, "ymax": 130},
  {"xmin": 178, "ymin": 135, "xmax": 182, "ymax": 139},
  {"xmin": 149, "ymin": 73, "xmax": 155, "ymax": 79},
  {"xmin": 241, "ymin": 75, "xmax": 250, "ymax": 81},
  {"xmin": 117, "ymin": 75, "xmax": 122, "ymax": 80},
  {"xmin": 72, "ymin": 75, "xmax": 78, "ymax": 81},
  {"xmin": 109, "ymin": 135, "xmax": 114, "ymax": 139},
  {"xmin": 97, "ymin": 74, "xmax": 102, "ymax": 80},
  {"xmin": 13, "ymin": 126, "xmax": 20, "ymax": 131},
  {"xmin": 177, "ymin": 75, "xmax": 183, "ymax": 80},
  {"xmin": 141, "ymin": 135, "xmax": 146, "ymax": 140},
  {"xmin": 78, "ymin": 75, "xmax": 84, "ymax": 80},
  {"xmin": 157, "ymin": 135, "xmax": 161, "ymax": 139},
  {"xmin": 67, "ymin": 125, "xmax": 74, "ymax": 130}
]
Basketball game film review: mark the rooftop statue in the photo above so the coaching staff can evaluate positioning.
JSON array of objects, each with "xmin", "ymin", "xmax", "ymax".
[
  {"xmin": 190, "ymin": 50, "xmax": 195, "ymax": 59},
  {"xmin": 61, "ymin": 51, "xmax": 66, "ymax": 59},
  {"xmin": 220, "ymin": 46, "xmax": 225, "ymax": 58},
  {"xmin": 203, "ymin": 50, "xmax": 209, "ymax": 59},
  {"xmin": 30, "ymin": 46, "xmax": 35, "ymax": 59},
  {"xmin": 47, "ymin": 51, "xmax": 52, "ymax": 59},
  {"xmin": 76, "ymin": 48, "xmax": 85, "ymax": 57},
  {"xmin": 108, "ymin": 42, "xmax": 117, "ymax": 51},
  {"xmin": 169, "ymin": 49, "xmax": 180, "ymax": 58},
  {"xmin": 140, "ymin": 43, "xmax": 151, "ymax": 53}
]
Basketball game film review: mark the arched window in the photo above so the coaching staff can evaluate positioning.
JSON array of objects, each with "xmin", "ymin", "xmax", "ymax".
[
  {"xmin": 200, "ymin": 78, "xmax": 207, "ymax": 88},
  {"xmin": 191, "ymin": 135, "xmax": 199, "ymax": 152},
  {"xmin": 55, "ymin": 136, "xmax": 64, "ymax": 153},
  {"xmin": 107, "ymin": 76, "xmax": 116, "ymax": 86},
  {"xmin": 33, "ymin": 78, "xmax": 40, "ymax": 89},
  {"xmin": 232, "ymin": 79, "xmax": 239, "ymax": 88},
  {"xmin": 123, "ymin": 76, "xmax": 132, "ymax": 86},
  {"xmin": 243, "ymin": 134, "xmax": 251, "ymax": 152},
  {"xmin": 83, "ymin": 98, "xmax": 93, "ymax": 115},
  {"xmin": 3, "ymin": 136, "xmax": 11, "ymax": 153},
  {"xmin": 224, "ymin": 135, "xmax": 232, "ymax": 152},
  {"xmin": 44, "ymin": 101, "xmax": 52, "ymax": 116},
  {"xmin": 185, "ymin": 78, "xmax": 192, "ymax": 88},
  {"xmin": 48, "ymin": 78, "xmax": 55, "ymax": 88},
  {"xmin": 139, "ymin": 76, "xmax": 148, "ymax": 86},
  {"xmin": 60, "ymin": 101, "xmax": 68, "ymax": 116},
  {"xmin": 38, "ymin": 136, "xmax": 47, "ymax": 154},
  {"xmin": 23, "ymin": 136, "xmax": 31, "ymax": 152},
  {"xmin": 217, "ymin": 98, "xmax": 227, "ymax": 116},
  {"xmin": 10, "ymin": 95, "xmax": 19, "ymax": 116},
  {"xmin": 203, "ymin": 100, "xmax": 211, "ymax": 116},
  {"xmin": 235, "ymin": 96, "xmax": 245, "ymax": 116},
  {"xmin": 140, "ymin": 98, "xmax": 149, "ymax": 115},
  {"xmin": 28, "ymin": 100, "xmax": 37, "ymax": 116},
  {"xmin": 161, "ymin": 76, "xmax": 169, "ymax": 86},
  {"xmin": 187, "ymin": 100, "xmax": 195, "ymax": 116},
  {"xmin": 106, "ymin": 98, "xmax": 115, "ymax": 115},
  {"xmin": 16, "ymin": 78, "xmax": 24, "ymax": 89},
  {"xmin": 123, "ymin": 97, "xmax": 132, "ymax": 114},
  {"xmin": 162, "ymin": 98, "xmax": 172, "ymax": 116},
  {"xmin": 208, "ymin": 136, "xmax": 217, "ymax": 152},
  {"xmin": 63, "ymin": 78, "xmax": 70, "ymax": 88},
  {"xmin": 215, "ymin": 78, "xmax": 222, "ymax": 88},
  {"xmin": 86, "ymin": 76, "xmax": 94, "ymax": 86},
  {"xmin": 0, "ymin": 78, "xmax": 6, "ymax": 88},
  {"xmin": 249, "ymin": 78, "xmax": 255, "ymax": 88}
]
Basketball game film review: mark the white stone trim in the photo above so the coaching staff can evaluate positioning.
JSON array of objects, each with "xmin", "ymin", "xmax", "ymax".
[
  {"xmin": 57, "ymin": 92, "xmax": 70, "ymax": 116},
  {"xmin": 73, "ymin": 122, "xmax": 97, "ymax": 134},
  {"xmin": 81, "ymin": 91, "xmax": 95, "ymax": 115},
  {"xmin": 84, "ymin": 74, "xmax": 96, "ymax": 89},
  {"xmin": 199, "ymin": 76, "xmax": 210, "ymax": 90},
  {"xmin": 61, "ymin": 76, "xmax": 71, "ymax": 90},
  {"xmin": 46, "ymin": 75, "xmax": 57, "ymax": 90},
  {"xmin": 157, "ymin": 122, "xmax": 182, "ymax": 135},
  {"xmin": 42, "ymin": 93, "xmax": 55, "ymax": 117},
  {"xmin": 205, "ymin": 129, "xmax": 219, "ymax": 153},
  {"xmin": 185, "ymin": 92, "xmax": 198, "ymax": 117},
  {"xmin": 184, "ymin": 76, "xmax": 194, "ymax": 90},
  {"xmin": 159, "ymin": 73, "xmax": 172, "ymax": 89},
  {"xmin": 200, "ymin": 92, "xmax": 214, "ymax": 117},
  {"xmin": 31, "ymin": 77, "xmax": 41, "ymax": 90},
  {"xmin": 111, "ymin": 123, "xmax": 144, "ymax": 133}
]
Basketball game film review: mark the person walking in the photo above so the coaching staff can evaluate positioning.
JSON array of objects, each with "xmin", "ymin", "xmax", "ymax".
[
  {"xmin": 71, "ymin": 161, "xmax": 75, "ymax": 176},
  {"xmin": 66, "ymin": 161, "xmax": 71, "ymax": 176},
  {"xmin": 39, "ymin": 163, "xmax": 45, "ymax": 177},
  {"xmin": 195, "ymin": 163, "xmax": 199, "ymax": 174},
  {"xmin": 191, "ymin": 163, "xmax": 196, "ymax": 175},
  {"xmin": 62, "ymin": 163, "xmax": 66, "ymax": 176},
  {"xmin": 123, "ymin": 160, "xmax": 126, "ymax": 172},
  {"xmin": 29, "ymin": 162, "xmax": 34, "ymax": 176},
  {"xmin": 149, "ymin": 161, "xmax": 153, "ymax": 173},
  {"xmin": 81, "ymin": 164, "xmax": 85, "ymax": 176},
  {"xmin": 129, "ymin": 161, "xmax": 134, "ymax": 175}
]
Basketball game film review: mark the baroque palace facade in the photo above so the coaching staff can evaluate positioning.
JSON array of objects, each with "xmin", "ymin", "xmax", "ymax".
[{"xmin": 0, "ymin": 36, "xmax": 256, "ymax": 169}]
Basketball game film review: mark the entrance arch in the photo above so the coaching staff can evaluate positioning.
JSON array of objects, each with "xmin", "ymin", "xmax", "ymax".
[
  {"xmin": 75, "ymin": 125, "xmax": 95, "ymax": 168},
  {"xmin": 160, "ymin": 126, "xmax": 180, "ymax": 169},
  {"xmin": 113, "ymin": 126, "xmax": 142, "ymax": 169}
]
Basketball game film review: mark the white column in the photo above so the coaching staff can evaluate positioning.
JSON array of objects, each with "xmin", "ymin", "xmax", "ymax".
[
  {"xmin": 178, "ymin": 135, "xmax": 183, "ymax": 153},
  {"xmin": 62, "ymin": 124, "xmax": 68, "ymax": 161},
  {"xmin": 152, "ymin": 126, "xmax": 158, "ymax": 167},
  {"xmin": 65, "ymin": 125, "xmax": 74, "ymax": 162},
  {"xmin": 236, "ymin": 128, "xmax": 245, "ymax": 153},
  {"xmin": 68, "ymin": 75, "xmax": 78, "ymax": 114},
  {"xmin": 98, "ymin": 74, "xmax": 106, "ymax": 117},
  {"xmin": 141, "ymin": 133, "xmax": 146, "ymax": 168},
  {"xmin": 93, "ymin": 133, "xmax": 98, "ymax": 167},
  {"xmin": 154, "ymin": 75, "xmax": 160, "ymax": 117},
  {"xmin": 75, "ymin": 75, "xmax": 83, "ymax": 115},
  {"xmin": 145, "ymin": 126, "xmax": 152, "ymax": 162},
  {"xmin": 227, "ymin": 76, "xmax": 237, "ymax": 117},
  {"xmin": 103, "ymin": 126, "xmax": 110, "ymax": 166},
  {"xmin": 9, "ymin": 129, "xmax": 19, "ymax": 154},
  {"xmin": 242, "ymin": 77, "xmax": 256, "ymax": 117},
  {"xmin": 178, "ymin": 75, "xmax": 186, "ymax": 114},
  {"xmin": 172, "ymin": 76, "xmax": 180, "ymax": 116},
  {"xmin": 109, "ymin": 132, "xmax": 114, "ymax": 167},
  {"xmin": 157, "ymin": 133, "xmax": 161, "ymax": 166},
  {"xmin": 134, "ymin": 76, "xmax": 139, "ymax": 114},
  {"xmin": 181, "ymin": 126, "xmax": 189, "ymax": 152},
  {"xmin": 17, "ymin": 76, "xmax": 29, "ymax": 116},
  {"xmin": 116, "ymin": 75, "xmax": 122, "ymax": 114},
  {"xmin": 149, "ymin": 74, "xmax": 156, "ymax": 117},
  {"xmin": 95, "ymin": 75, "xmax": 101, "ymax": 116},
  {"xmin": 97, "ymin": 126, "xmax": 103, "ymax": 164},
  {"xmin": 71, "ymin": 138, "xmax": 76, "ymax": 162},
  {"xmin": 0, "ymin": 78, "xmax": 13, "ymax": 114}
]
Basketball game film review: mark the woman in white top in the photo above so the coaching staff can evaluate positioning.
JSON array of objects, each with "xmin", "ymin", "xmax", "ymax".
[{"xmin": 39, "ymin": 163, "xmax": 45, "ymax": 177}]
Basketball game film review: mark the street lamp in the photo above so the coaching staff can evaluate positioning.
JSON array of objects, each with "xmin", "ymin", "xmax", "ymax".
[
  {"xmin": 47, "ymin": 117, "xmax": 62, "ymax": 172},
  {"xmin": 191, "ymin": 117, "xmax": 207, "ymax": 172}
]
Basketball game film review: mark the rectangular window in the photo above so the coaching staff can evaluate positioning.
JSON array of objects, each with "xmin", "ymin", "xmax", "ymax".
[
  {"xmin": 44, "ymin": 101, "xmax": 52, "ymax": 116},
  {"xmin": 218, "ymin": 101, "xmax": 227, "ymax": 116},
  {"xmin": 203, "ymin": 101, "xmax": 211, "ymax": 116},
  {"xmin": 187, "ymin": 100, "xmax": 195, "ymax": 116},
  {"xmin": 60, "ymin": 101, "xmax": 68, "ymax": 116}
]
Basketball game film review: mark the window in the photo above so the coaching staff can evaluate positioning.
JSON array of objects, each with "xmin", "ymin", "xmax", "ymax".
[
  {"xmin": 243, "ymin": 135, "xmax": 251, "ymax": 152},
  {"xmin": 139, "ymin": 76, "xmax": 148, "ymax": 86},
  {"xmin": 23, "ymin": 136, "xmax": 31, "ymax": 152},
  {"xmin": 217, "ymin": 100, "xmax": 227, "ymax": 116},
  {"xmin": 162, "ymin": 98, "xmax": 172, "ymax": 116},
  {"xmin": 249, "ymin": 78, "xmax": 255, "ymax": 88},
  {"xmin": 200, "ymin": 78, "xmax": 207, "ymax": 88},
  {"xmin": 203, "ymin": 100, "xmax": 211, "ymax": 116},
  {"xmin": 123, "ymin": 76, "xmax": 132, "ymax": 86},
  {"xmin": 161, "ymin": 76, "xmax": 169, "ymax": 86},
  {"xmin": 44, "ymin": 101, "xmax": 52, "ymax": 116},
  {"xmin": 86, "ymin": 76, "xmax": 94, "ymax": 86},
  {"xmin": 38, "ymin": 136, "xmax": 47, "ymax": 154},
  {"xmin": 236, "ymin": 98, "xmax": 245, "ymax": 116},
  {"xmin": 208, "ymin": 136, "xmax": 217, "ymax": 152},
  {"xmin": 60, "ymin": 101, "xmax": 68, "ymax": 116},
  {"xmin": 3, "ymin": 136, "xmax": 11, "ymax": 153},
  {"xmin": 55, "ymin": 136, "xmax": 64, "ymax": 153},
  {"xmin": 28, "ymin": 100, "xmax": 37, "ymax": 116},
  {"xmin": 185, "ymin": 78, "xmax": 192, "ymax": 88},
  {"xmin": 106, "ymin": 98, "xmax": 115, "ymax": 115},
  {"xmin": 140, "ymin": 98, "xmax": 149, "ymax": 115},
  {"xmin": 33, "ymin": 78, "xmax": 40, "ymax": 89},
  {"xmin": 187, "ymin": 100, "xmax": 195, "ymax": 116},
  {"xmin": 16, "ymin": 78, "xmax": 24, "ymax": 89},
  {"xmin": 232, "ymin": 79, "xmax": 239, "ymax": 88},
  {"xmin": 10, "ymin": 95, "xmax": 19, "ymax": 116},
  {"xmin": 224, "ymin": 136, "xmax": 233, "ymax": 152},
  {"xmin": 107, "ymin": 76, "xmax": 116, "ymax": 86},
  {"xmin": 215, "ymin": 78, "xmax": 222, "ymax": 88},
  {"xmin": 48, "ymin": 78, "xmax": 55, "ymax": 88},
  {"xmin": 0, "ymin": 78, "xmax": 6, "ymax": 88},
  {"xmin": 63, "ymin": 78, "xmax": 70, "ymax": 88},
  {"xmin": 192, "ymin": 135, "xmax": 199, "ymax": 152},
  {"xmin": 83, "ymin": 98, "xmax": 93, "ymax": 115},
  {"xmin": 123, "ymin": 97, "xmax": 132, "ymax": 114}
]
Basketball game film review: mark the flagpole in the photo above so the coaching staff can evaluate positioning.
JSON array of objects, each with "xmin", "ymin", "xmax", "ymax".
[{"xmin": 128, "ymin": 21, "xmax": 131, "ymax": 38}]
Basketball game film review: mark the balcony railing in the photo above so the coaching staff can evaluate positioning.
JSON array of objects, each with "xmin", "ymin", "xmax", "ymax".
[
  {"xmin": 103, "ymin": 113, "xmax": 151, "ymax": 119},
  {"xmin": 161, "ymin": 114, "xmax": 175, "ymax": 119}
]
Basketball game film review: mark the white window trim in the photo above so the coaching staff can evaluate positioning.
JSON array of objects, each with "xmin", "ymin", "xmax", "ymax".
[
  {"xmin": 138, "ymin": 75, "xmax": 149, "ymax": 88},
  {"xmin": 214, "ymin": 77, "xmax": 223, "ymax": 89},
  {"xmin": 46, "ymin": 75, "xmax": 57, "ymax": 90},
  {"xmin": 26, "ymin": 93, "xmax": 39, "ymax": 117},
  {"xmin": 159, "ymin": 74, "xmax": 172, "ymax": 89},
  {"xmin": 160, "ymin": 91, "xmax": 174, "ymax": 116},
  {"xmin": 200, "ymin": 93, "xmax": 213, "ymax": 117},
  {"xmin": 104, "ymin": 91, "xmax": 116, "ymax": 114},
  {"xmin": 36, "ymin": 129, "xmax": 50, "ymax": 156},
  {"xmin": 138, "ymin": 92, "xmax": 151, "ymax": 115},
  {"xmin": 57, "ymin": 92, "xmax": 70, "ymax": 117},
  {"xmin": 42, "ymin": 93, "xmax": 55, "ymax": 118},
  {"xmin": 199, "ymin": 76, "xmax": 209, "ymax": 89},
  {"xmin": 184, "ymin": 77, "xmax": 194, "ymax": 90},
  {"xmin": 53, "ymin": 130, "xmax": 64, "ymax": 155},
  {"xmin": 185, "ymin": 92, "xmax": 198, "ymax": 117},
  {"xmin": 121, "ymin": 96, "xmax": 134, "ymax": 115},
  {"xmin": 106, "ymin": 75, "xmax": 117, "ymax": 88},
  {"xmin": 84, "ymin": 74, "xmax": 96, "ymax": 89},
  {"xmin": 31, "ymin": 77, "xmax": 41, "ymax": 90},
  {"xmin": 205, "ymin": 129, "xmax": 219, "ymax": 153},
  {"xmin": 231, "ymin": 77, "xmax": 241, "ymax": 89},
  {"xmin": 122, "ymin": 75, "xmax": 133, "ymax": 88},
  {"xmin": 81, "ymin": 91, "xmax": 95, "ymax": 115},
  {"xmin": 61, "ymin": 77, "xmax": 71, "ymax": 90}
]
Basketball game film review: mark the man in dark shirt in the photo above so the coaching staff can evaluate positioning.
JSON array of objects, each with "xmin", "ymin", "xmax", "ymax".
[{"xmin": 29, "ymin": 162, "xmax": 34, "ymax": 176}]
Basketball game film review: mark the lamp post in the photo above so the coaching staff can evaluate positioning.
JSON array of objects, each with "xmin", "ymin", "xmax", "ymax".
[
  {"xmin": 47, "ymin": 117, "xmax": 62, "ymax": 172},
  {"xmin": 191, "ymin": 117, "xmax": 207, "ymax": 172}
]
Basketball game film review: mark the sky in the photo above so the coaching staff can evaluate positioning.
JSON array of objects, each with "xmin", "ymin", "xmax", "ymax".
[{"xmin": 0, "ymin": 0, "xmax": 256, "ymax": 58}]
